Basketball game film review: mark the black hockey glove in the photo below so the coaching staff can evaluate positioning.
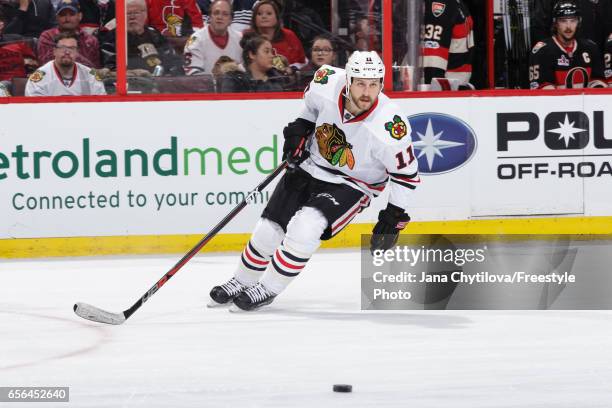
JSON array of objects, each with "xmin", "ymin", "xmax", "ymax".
[
  {"xmin": 283, "ymin": 118, "xmax": 315, "ymax": 166},
  {"xmin": 370, "ymin": 203, "xmax": 410, "ymax": 253}
]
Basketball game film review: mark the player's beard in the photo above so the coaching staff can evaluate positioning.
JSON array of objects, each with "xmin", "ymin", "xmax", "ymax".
[
  {"xmin": 561, "ymin": 28, "xmax": 576, "ymax": 42},
  {"xmin": 355, "ymin": 95, "xmax": 373, "ymax": 111}
]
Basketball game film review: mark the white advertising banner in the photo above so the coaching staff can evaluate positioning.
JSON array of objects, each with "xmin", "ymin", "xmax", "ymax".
[{"xmin": 0, "ymin": 94, "xmax": 611, "ymax": 239}]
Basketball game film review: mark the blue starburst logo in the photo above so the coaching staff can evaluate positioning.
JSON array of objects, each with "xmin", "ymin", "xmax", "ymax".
[{"xmin": 408, "ymin": 113, "xmax": 477, "ymax": 175}]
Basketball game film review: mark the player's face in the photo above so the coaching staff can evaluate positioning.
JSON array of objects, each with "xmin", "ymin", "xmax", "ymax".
[
  {"xmin": 556, "ymin": 17, "xmax": 579, "ymax": 41},
  {"xmin": 57, "ymin": 9, "xmax": 82, "ymax": 31},
  {"xmin": 311, "ymin": 39, "xmax": 335, "ymax": 67},
  {"xmin": 255, "ymin": 4, "xmax": 277, "ymax": 30},
  {"xmin": 251, "ymin": 40, "xmax": 274, "ymax": 71},
  {"xmin": 349, "ymin": 78, "xmax": 382, "ymax": 112},
  {"xmin": 126, "ymin": 3, "xmax": 147, "ymax": 34},
  {"xmin": 210, "ymin": 1, "xmax": 231, "ymax": 34},
  {"xmin": 54, "ymin": 38, "xmax": 78, "ymax": 67}
]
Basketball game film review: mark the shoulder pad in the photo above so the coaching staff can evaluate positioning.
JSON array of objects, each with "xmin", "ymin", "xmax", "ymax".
[
  {"xmin": 28, "ymin": 70, "xmax": 45, "ymax": 83},
  {"xmin": 531, "ymin": 41, "xmax": 547, "ymax": 54},
  {"xmin": 313, "ymin": 66, "xmax": 338, "ymax": 85},
  {"xmin": 186, "ymin": 34, "xmax": 197, "ymax": 47},
  {"xmin": 383, "ymin": 114, "xmax": 409, "ymax": 141},
  {"xmin": 89, "ymin": 68, "xmax": 103, "ymax": 81}
]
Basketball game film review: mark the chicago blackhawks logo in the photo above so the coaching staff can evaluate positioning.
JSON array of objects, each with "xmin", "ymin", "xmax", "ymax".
[
  {"xmin": 315, "ymin": 123, "xmax": 355, "ymax": 169},
  {"xmin": 384, "ymin": 115, "xmax": 408, "ymax": 140},
  {"xmin": 313, "ymin": 68, "xmax": 336, "ymax": 84},
  {"xmin": 29, "ymin": 70, "xmax": 45, "ymax": 83}
]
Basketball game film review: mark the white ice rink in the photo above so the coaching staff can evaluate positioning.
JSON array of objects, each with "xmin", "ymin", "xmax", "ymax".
[{"xmin": 1, "ymin": 249, "xmax": 611, "ymax": 407}]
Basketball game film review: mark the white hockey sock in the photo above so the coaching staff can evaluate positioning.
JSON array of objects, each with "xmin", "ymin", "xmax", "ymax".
[
  {"xmin": 234, "ymin": 218, "xmax": 285, "ymax": 286},
  {"xmin": 261, "ymin": 243, "xmax": 310, "ymax": 295},
  {"xmin": 234, "ymin": 240, "xmax": 271, "ymax": 286}
]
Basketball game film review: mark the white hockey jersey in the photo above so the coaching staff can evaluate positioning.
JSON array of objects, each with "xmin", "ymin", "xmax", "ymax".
[
  {"xmin": 298, "ymin": 65, "xmax": 420, "ymax": 211},
  {"xmin": 184, "ymin": 26, "xmax": 243, "ymax": 75},
  {"xmin": 25, "ymin": 61, "xmax": 106, "ymax": 96}
]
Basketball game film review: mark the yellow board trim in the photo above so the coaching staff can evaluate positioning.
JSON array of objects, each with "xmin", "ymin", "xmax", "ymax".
[{"xmin": 1, "ymin": 216, "xmax": 612, "ymax": 259}]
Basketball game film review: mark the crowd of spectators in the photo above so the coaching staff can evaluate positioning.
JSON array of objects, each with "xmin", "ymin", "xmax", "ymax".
[{"xmin": 0, "ymin": 0, "xmax": 610, "ymax": 96}]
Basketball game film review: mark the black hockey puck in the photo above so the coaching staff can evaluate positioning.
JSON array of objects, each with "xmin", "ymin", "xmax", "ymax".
[{"xmin": 333, "ymin": 384, "xmax": 352, "ymax": 393}]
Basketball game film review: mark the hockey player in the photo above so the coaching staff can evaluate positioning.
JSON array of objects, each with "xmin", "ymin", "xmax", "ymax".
[
  {"xmin": 25, "ymin": 32, "xmax": 106, "ymax": 96},
  {"xmin": 209, "ymin": 51, "xmax": 420, "ymax": 311},
  {"xmin": 528, "ymin": 0, "xmax": 606, "ymax": 89},
  {"xmin": 421, "ymin": 0, "xmax": 474, "ymax": 85}
]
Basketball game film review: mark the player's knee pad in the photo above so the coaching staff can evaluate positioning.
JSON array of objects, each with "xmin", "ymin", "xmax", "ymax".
[
  {"xmin": 251, "ymin": 218, "xmax": 285, "ymax": 256},
  {"xmin": 284, "ymin": 206, "xmax": 328, "ymax": 256}
]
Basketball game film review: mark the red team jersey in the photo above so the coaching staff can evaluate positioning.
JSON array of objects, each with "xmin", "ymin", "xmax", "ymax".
[
  {"xmin": 0, "ymin": 40, "xmax": 35, "ymax": 81},
  {"xmin": 146, "ymin": 0, "xmax": 203, "ymax": 37},
  {"xmin": 529, "ymin": 36, "xmax": 606, "ymax": 89}
]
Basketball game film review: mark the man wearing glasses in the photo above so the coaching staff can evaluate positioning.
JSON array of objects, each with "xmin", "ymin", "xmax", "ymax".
[{"xmin": 25, "ymin": 31, "xmax": 106, "ymax": 95}]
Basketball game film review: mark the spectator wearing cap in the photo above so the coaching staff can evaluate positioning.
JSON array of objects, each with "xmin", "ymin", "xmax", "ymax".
[
  {"xmin": 37, "ymin": 0, "xmax": 101, "ymax": 67},
  {"xmin": 3, "ymin": 0, "xmax": 56, "ymax": 38}
]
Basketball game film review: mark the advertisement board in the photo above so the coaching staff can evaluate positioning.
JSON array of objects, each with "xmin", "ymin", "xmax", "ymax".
[{"xmin": 1, "ymin": 95, "xmax": 611, "ymax": 240}]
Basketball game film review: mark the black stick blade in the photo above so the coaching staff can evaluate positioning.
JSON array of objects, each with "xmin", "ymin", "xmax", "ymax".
[{"xmin": 73, "ymin": 302, "xmax": 126, "ymax": 325}]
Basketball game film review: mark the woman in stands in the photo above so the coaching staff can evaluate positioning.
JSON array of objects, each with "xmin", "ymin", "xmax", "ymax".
[
  {"xmin": 297, "ymin": 34, "xmax": 337, "ymax": 88},
  {"xmin": 218, "ymin": 31, "xmax": 285, "ymax": 92},
  {"xmin": 247, "ymin": 0, "xmax": 306, "ymax": 70}
]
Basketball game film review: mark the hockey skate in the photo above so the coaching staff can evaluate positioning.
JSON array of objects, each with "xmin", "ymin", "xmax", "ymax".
[
  {"xmin": 208, "ymin": 277, "xmax": 249, "ymax": 308},
  {"xmin": 230, "ymin": 283, "xmax": 277, "ymax": 312}
]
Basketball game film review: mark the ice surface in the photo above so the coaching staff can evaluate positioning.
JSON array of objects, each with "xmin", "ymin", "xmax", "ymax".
[{"xmin": 1, "ymin": 249, "xmax": 611, "ymax": 407}]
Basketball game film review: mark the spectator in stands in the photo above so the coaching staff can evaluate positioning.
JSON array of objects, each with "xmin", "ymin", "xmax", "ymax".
[
  {"xmin": 37, "ymin": 0, "xmax": 100, "ymax": 67},
  {"xmin": 304, "ymin": 34, "xmax": 336, "ymax": 70},
  {"xmin": 146, "ymin": 0, "xmax": 203, "ymax": 37},
  {"xmin": 218, "ymin": 31, "xmax": 284, "ymax": 92},
  {"xmin": 528, "ymin": 0, "xmax": 606, "ymax": 89},
  {"xmin": 247, "ymin": 0, "xmax": 306, "ymax": 70},
  {"xmin": 2, "ymin": 0, "xmax": 55, "ymax": 37},
  {"xmin": 420, "ymin": 0, "xmax": 474, "ymax": 85},
  {"xmin": 99, "ymin": 0, "xmax": 183, "ymax": 76},
  {"xmin": 25, "ymin": 31, "xmax": 106, "ymax": 95},
  {"xmin": 297, "ymin": 34, "xmax": 336, "ymax": 88},
  {"xmin": 198, "ymin": 0, "xmax": 255, "ymax": 32},
  {"xmin": 184, "ymin": 0, "xmax": 242, "ymax": 75},
  {"xmin": 352, "ymin": 15, "xmax": 380, "ymax": 52},
  {"xmin": 0, "ymin": 7, "xmax": 38, "ymax": 82},
  {"xmin": 79, "ymin": 0, "xmax": 115, "ymax": 35},
  {"xmin": 532, "ymin": 0, "xmax": 612, "ymax": 51}
]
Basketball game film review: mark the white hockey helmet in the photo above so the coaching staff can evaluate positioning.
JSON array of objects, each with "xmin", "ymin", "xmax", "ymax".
[{"xmin": 345, "ymin": 50, "xmax": 385, "ymax": 91}]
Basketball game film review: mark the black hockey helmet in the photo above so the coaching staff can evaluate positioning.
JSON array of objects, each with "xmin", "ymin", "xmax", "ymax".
[{"xmin": 552, "ymin": 0, "xmax": 581, "ymax": 19}]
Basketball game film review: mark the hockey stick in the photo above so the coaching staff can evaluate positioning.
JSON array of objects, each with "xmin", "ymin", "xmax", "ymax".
[{"xmin": 74, "ymin": 161, "xmax": 288, "ymax": 325}]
